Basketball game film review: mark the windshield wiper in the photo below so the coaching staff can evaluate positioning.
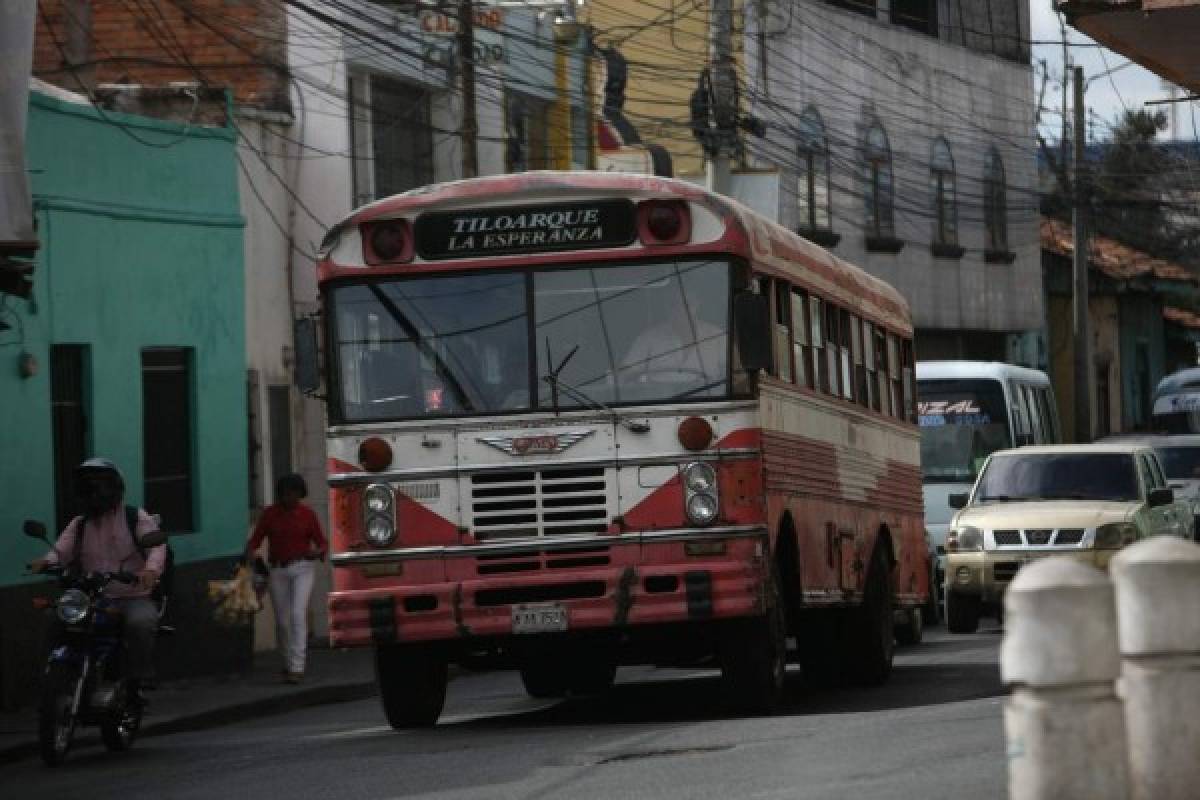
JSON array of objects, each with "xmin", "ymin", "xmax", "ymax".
[
  {"xmin": 542, "ymin": 339, "xmax": 650, "ymax": 433},
  {"xmin": 979, "ymin": 495, "xmax": 1018, "ymax": 503},
  {"xmin": 1033, "ymin": 493, "xmax": 1092, "ymax": 501}
]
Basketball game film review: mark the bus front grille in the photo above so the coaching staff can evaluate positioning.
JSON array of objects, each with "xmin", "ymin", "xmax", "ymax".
[{"xmin": 469, "ymin": 467, "xmax": 610, "ymax": 539}]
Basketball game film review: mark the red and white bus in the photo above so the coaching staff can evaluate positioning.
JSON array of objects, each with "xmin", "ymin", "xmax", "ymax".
[{"xmin": 300, "ymin": 172, "xmax": 927, "ymax": 727}]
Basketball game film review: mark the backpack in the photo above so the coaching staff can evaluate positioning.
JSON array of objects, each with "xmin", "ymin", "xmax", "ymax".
[{"xmin": 71, "ymin": 505, "xmax": 175, "ymax": 601}]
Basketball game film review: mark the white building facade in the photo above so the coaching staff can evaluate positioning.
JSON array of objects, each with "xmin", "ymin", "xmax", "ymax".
[{"xmin": 744, "ymin": 0, "xmax": 1043, "ymax": 364}]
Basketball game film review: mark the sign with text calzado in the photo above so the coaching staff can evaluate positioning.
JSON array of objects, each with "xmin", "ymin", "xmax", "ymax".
[{"xmin": 414, "ymin": 200, "xmax": 637, "ymax": 260}]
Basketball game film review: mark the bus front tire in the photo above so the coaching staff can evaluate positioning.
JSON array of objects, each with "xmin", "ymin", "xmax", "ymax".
[
  {"xmin": 945, "ymin": 591, "xmax": 981, "ymax": 634},
  {"xmin": 375, "ymin": 643, "xmax": 447, "ymax": 729},
  {"xmin": 720, "ymin": 565, "xmax": 787, "ymax": 714}
]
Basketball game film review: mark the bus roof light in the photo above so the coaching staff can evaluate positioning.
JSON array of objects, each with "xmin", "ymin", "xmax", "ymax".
[
  {"xmin": 638, "ymin": 200, "xmax": 690, "ymax": 245},
  {"xmin": 365, "ymin": 219, "xmax": 413, "ymax": 264}
]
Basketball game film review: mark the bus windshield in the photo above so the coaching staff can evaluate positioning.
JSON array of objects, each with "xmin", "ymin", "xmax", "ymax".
[
  {"xmin": 330, "ymin": 259, "xmax": 730, "ymax": 422},
  {"xmin": 918, "ymin": 378, "xmax": 1011, "ymax": 484}
]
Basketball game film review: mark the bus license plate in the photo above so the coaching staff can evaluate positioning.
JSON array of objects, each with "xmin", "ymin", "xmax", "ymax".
[{"xmin": 512, "ymin": 603, "xmax": 568, "ymax": 634}]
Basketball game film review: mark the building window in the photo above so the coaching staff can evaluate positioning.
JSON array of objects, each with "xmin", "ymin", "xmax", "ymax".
[
  {"xmin": 506, "ymin": 92, "xmax": 551, "ymax": 172},
  {"xmin": 984, "ymin": 147, "xmax": 1013, "ymax": 261},
  {"xmin": 863, "ymin": 120, "xmax": 900, "ymax": 252},
  {"xmin": 349, "ymin": 73, "xmax": 434, "ymax": 206},
  {"xmin": 891, "ymin": 0, "xmax": 937, "ymax": 35},
  {"xmin": 930, "ymin": 137, "xmax": 963, "ymax": 257},
  {"xmin": 797, "ymin": 107, "xmax": 838, "ymax": 246},
  {"xmin": 142, "ymin": 348, "xmax": 194, "ymax": 532}
]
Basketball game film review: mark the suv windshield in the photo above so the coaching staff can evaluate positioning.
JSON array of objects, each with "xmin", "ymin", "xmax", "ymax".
[
  {"xmin": 974, "ymin": 452, "xmax": 1139, "ymax": 503},
  {"xmin": 1156, "ymin": 446, "xmax": 1200, "ymax": 481},
  {"xmin": 330, "ymin": 259, "xmax": 730, "ymax": 422},
  {"xmin": 918, "ymin": 378, "xmax": 1011, "ymax": 483}
]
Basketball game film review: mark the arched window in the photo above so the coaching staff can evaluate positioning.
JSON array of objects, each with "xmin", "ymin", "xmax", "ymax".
[
  {"xmin": 983, "ymin": 147, "xmax": 1009, "ymax": 255},
  {"xmin": 930, "ymin": 137, "xmax": 958, "ymax": 249},
  {"xmin": 862, "ymin": 120, "xmax": 896, "ymax": 247},
  {"xmin": 797, "ymin": 107, "xmax": 833, "ymax": 238}
]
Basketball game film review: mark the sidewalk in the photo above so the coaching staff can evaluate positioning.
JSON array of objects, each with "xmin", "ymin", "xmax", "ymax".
[{"xmin": 0, "ymin": 644, "xmax": 377, "ymax": 764}]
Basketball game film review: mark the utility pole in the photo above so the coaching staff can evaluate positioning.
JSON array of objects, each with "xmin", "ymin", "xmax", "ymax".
[
  {"xmin": 457, "ymin": 0, "xmax": 478, "ymax": 179},
  {"xmin": 1072, "ymin": 65, "xmax": 1093, "ymax": 443},
  {"xmin": 706, "ymin": 0, "xmax": 736, "ymax": 194}
]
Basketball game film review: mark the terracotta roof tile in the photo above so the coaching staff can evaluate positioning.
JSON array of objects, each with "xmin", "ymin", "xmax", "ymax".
[
  {"xmin": 1040, "ymin": 218, "xmax": 1198, "ymax": 284},
  {"xmin": 1164, "ymin": 306, "xmax": 1200, "ymax": 330}
]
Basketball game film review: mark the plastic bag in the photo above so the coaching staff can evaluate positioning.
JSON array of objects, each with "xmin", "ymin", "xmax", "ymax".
[{"xmin": 207, "ymin": 564, "xmax": 261, "ymax": 627}]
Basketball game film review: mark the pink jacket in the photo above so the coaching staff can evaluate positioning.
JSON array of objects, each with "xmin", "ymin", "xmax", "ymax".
[{"xmin": 45, "ymin": 508, "xmax": 166, "ymax": 598}]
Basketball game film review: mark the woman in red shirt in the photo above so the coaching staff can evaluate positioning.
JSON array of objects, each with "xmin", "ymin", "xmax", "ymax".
[{"xmin": 245, "ymin": 473, "xmax": 327, "ymax": 683}]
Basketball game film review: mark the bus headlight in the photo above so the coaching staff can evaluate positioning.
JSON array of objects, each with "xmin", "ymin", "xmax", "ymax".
[
  {"xmin": 364, "ymin": 484, "xmax": 394, "ymax": 514},
  {"xmin": 946, "ymin": 526, "xmax": 983, "ymax": 552},
  {"xmin": 365, "ymin": 515, "xmax": 396, "ymax": 548},
  {"xmin": 1095, "ymin": 522, "xmax": 1136, "ymax": 549},
  {"xmin": 683, "ymin": 462, "xmax": 717, "ymax": 493},
  {"xmin": 56, "ymin": 589, "xmax": 90, "ymax": 625},
  {"xmin": 686, "ymin": 492, "xmax": 719, "ymax": 526}
]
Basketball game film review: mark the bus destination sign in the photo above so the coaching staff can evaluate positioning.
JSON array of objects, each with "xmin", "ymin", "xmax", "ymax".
[{"xmin": 414, "ymin": 199, "xmax": 637, "ymax": 260}]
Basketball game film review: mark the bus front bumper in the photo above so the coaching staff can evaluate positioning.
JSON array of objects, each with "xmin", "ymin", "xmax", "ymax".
[{"xmin": 327, "ymin": 527, "xmax": 770, "ymax": 648}]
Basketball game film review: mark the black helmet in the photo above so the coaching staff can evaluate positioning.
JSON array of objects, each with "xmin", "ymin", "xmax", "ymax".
[{"xmin": 75, "ymin": 457, "xmax": 126, "ymax": 494}]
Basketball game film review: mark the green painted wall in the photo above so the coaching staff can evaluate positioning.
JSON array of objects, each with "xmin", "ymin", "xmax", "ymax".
[{"xmin": 0, "ymin": 91, "xmax": 247, "ymax": 586}]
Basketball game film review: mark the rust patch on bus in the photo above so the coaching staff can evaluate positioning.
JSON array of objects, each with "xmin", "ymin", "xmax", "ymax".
[
  {"xmin": 614, "ymin": 566, "xmax": 638, "ymax": 626},
  {"xmin": 452, "ymin": 584, "xmax": 471, "ymax": 637}
]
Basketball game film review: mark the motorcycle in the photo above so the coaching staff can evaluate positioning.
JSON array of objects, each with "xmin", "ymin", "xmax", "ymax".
[{"xmin": 23, "ymin": 519, "xmax": 169, "ymax": 766}]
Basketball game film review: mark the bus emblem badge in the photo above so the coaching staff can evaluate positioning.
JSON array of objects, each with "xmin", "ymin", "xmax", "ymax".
[{"xmin": 478, "ymin": 430, "xmax": 594, "ymax": 456}]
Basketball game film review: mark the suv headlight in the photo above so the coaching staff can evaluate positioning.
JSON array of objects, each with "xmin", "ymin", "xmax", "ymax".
[
  {"xmin": 56, "ymin": 589, "xmax": 91, "ymax": 624},
  {"xmin": 1095, "ymin": 522, "xmax": 1136, "ymax": 549},
  {"xmin": 363, "ymin": 483, "xmax": 397, "ymax": 547},
  {"xmin": 946, "ymin": 526, "xmax": 983, "ymax": 552}
]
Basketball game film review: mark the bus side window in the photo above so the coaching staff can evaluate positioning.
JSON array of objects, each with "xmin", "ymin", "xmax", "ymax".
[
  {"xmin": 825, "ymin": 302, "xmax": 841, "ymax": 397},
  {"xmin": 863, "ymin": 322, "xmax": 878, "ymax": 411},
  {"xmin": 901, "ymin": 338, "xmax": 915, "ymax": 422},
  {"xmin": 1009, "ymin": 381, "xmax": 1032, "ymax": 446},
  {"xmin": 886, "ymin": 333, "xmax": 901, "ymax": 419},
  {"xmin": 791, "ymin": 289, "xmax": 810, "ymax": 388},
  {"xmin": 1038, "ymin": 387, "xmax": 1060, "ymax": 443},
  {"xmin": 1023, "ymin": 384, "xmax": 1045, "ymax": 443},
  {"xmin": 874, "ymin": 326, "xmax": 889, "ymax": 414},
  {"xmin": 839, "ymin": 309, "xmax": 853, "ymax": 401},
  {"xmin": 852, "ymin": 315, "xmax": 868, "ymax": 407},
  {"xmin": 810, "ymin": 296, "xmax": 827, "ymax": 393},
  {"xmin": 771, "ymin": 279, "xmax": 793, "ymax": 382}
]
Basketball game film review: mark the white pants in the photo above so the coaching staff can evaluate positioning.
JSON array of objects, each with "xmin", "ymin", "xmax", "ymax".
[{"xmin": 269, "ymin": 559, "xmax": 315, "ymax": 674}]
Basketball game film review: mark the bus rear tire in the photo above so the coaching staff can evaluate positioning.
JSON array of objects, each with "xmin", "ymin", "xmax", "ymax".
[
  {"xmin": 375, "ymin": 644, "xmax": 447, "ymax": 728},
  {"xmin": 945, "ymin": 590, "xmax": 981, "ymax": 634},
  {"xmin": 847, "ymin": 544, "xmax": 895, "ymax": 687},
  {"xmin": 720, "ymin": 565, "xmax": 787, "ymax": 714}
]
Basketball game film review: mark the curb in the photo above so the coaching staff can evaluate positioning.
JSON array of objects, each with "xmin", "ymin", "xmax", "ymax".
[{"xmin": 0, "ymin": 680, "xmax": 377, "ymax": 765}]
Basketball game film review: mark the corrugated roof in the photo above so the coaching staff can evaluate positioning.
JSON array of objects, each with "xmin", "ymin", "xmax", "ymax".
[{"xmin": 1041, "ymin": 218, "xmax": 1197, "ymax": 284}]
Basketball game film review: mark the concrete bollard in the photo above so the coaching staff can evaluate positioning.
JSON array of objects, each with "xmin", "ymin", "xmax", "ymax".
[
  {"xmin": 1110, "ymin": 536, "xmax": 1200, "ymax": 800},
  {"xmin": 1000, "ymin": 557, "xmax": 1129, "ymax": 800}
]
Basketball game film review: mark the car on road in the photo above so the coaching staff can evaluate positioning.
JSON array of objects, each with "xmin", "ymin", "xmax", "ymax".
[
  {"xmin": 943, "ymin": 443, "xmax": 1190, "ymax": 633},
  {"xmin": 1100, "ymin": 433, "xmax": 1200, "ymax": 542}
]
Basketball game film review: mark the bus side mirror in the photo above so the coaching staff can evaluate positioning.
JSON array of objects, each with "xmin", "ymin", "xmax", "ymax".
[
  {"xmin": 948, "ymin": 493, "xmax": 968, "ymax": 510},
  {"xmin": 294, "ymin": 317, "xmax": 321, "ymax": 395},
  {"xmin": 734, "ymin": 292, "xmax": 771, "ymax": 374}
]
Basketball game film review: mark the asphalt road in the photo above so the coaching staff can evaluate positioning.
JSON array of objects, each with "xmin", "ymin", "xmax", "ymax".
[{"xmin": 5, "ymin": 626, "xmax": 1007, "ymax": 800}]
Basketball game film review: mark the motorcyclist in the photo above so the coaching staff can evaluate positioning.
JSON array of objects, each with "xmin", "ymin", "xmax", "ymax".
[{"xmin": 29, "ymin": 458, "xmax": 166, "ymax": 697}]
